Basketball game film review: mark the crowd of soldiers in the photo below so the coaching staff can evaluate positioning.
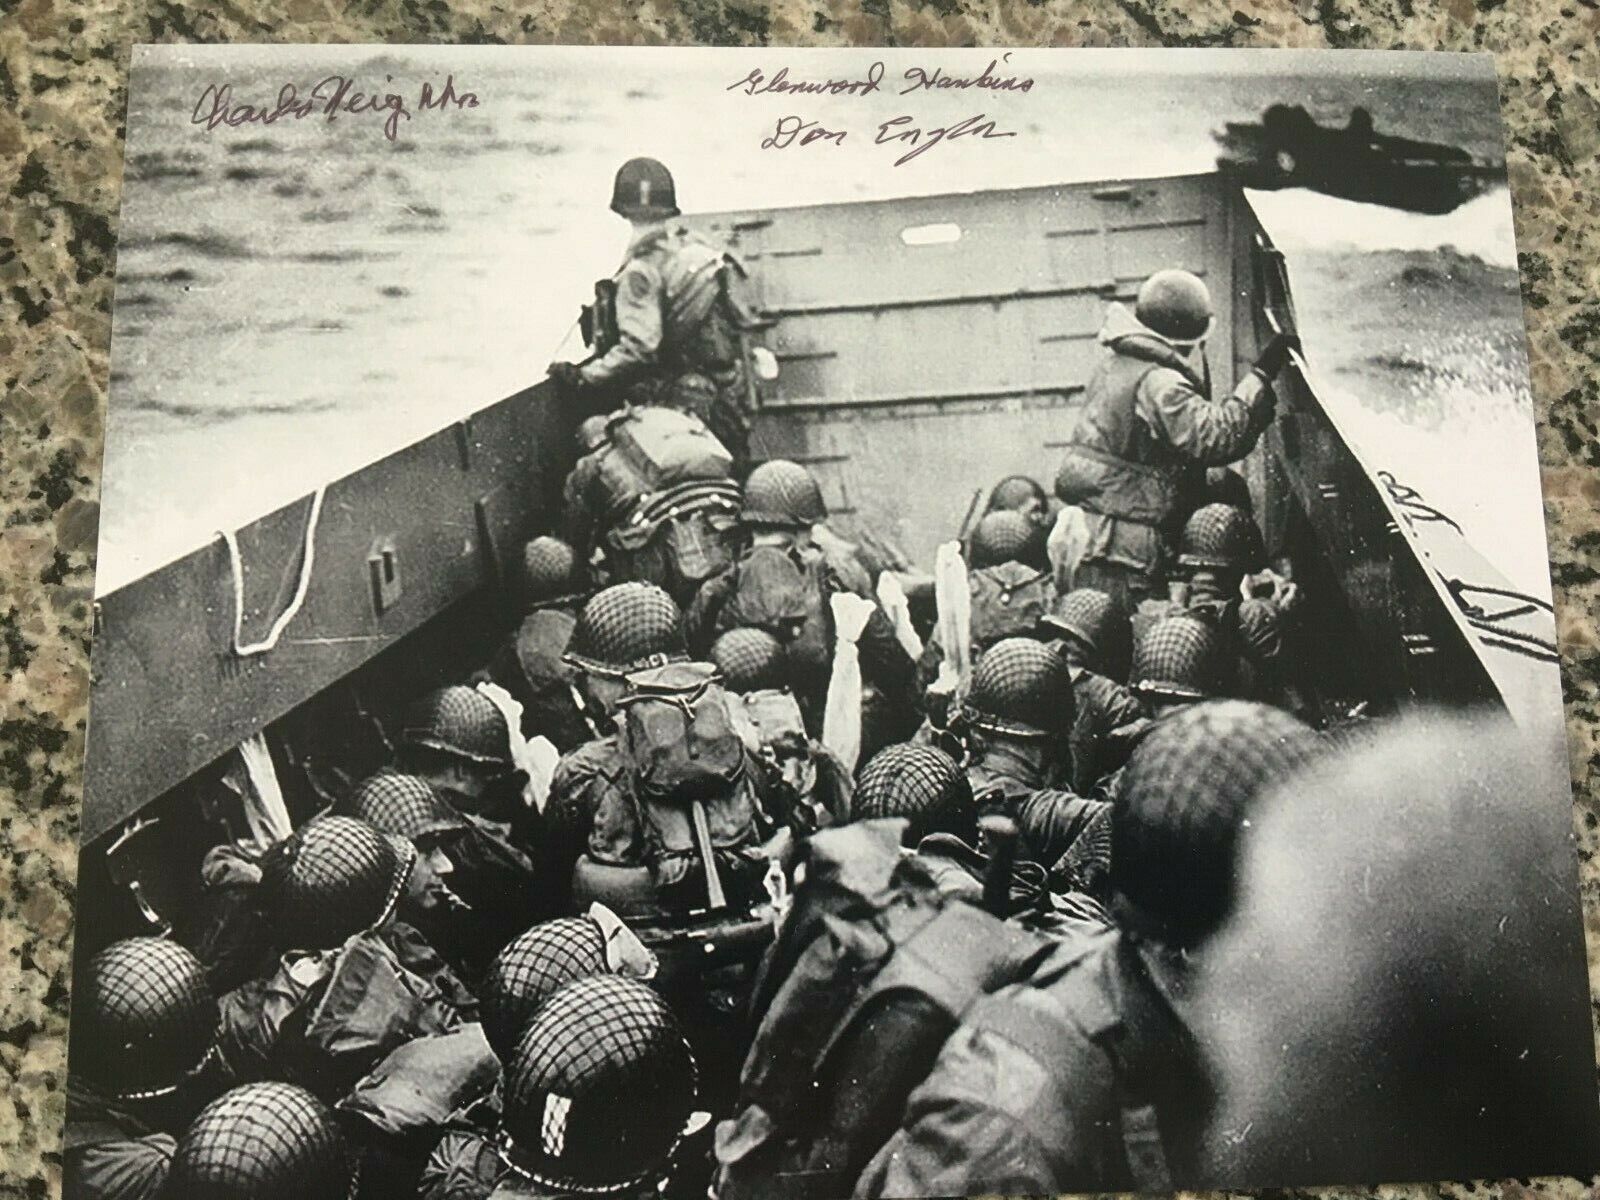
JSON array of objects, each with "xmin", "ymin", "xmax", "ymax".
[{"xmin": 64, "ymin": 159, "xmax": 1589, "ymax": 1199}]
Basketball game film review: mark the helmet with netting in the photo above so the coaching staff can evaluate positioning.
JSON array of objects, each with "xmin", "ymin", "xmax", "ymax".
[
  {"xmin": 1112, "ymin": 700, "xmax": 1317, "ymax": 947},
  {"xmin": 1135, "ymin": 268, "xmax": 1213, "ymax": 342},
  {"xmin": 964, "ymin": 637, "xmax": 1075, "ymax": 739},
  {"xmin": 740, "ymin": 460, "xmax": 826, "ymax": 529},
  {"xmin": 497, "ymin": 975, "xmax": 697, "ymax": 1195},
  {"xmin": 852, "ymin": 744, "xmax": 975, "ymax": 843},
  {"xmin": 333, "ymin": 772, "xmax": 466, "ymax": 844},
  {"xmin": 1041, "ymin": 588, "xmax": 1120, "ymax": 666},
  {"xmin": 564, "ymin": 582, "xmax": 689, "ymax": 679},
  {"xmin": 261, "ymin": 815, "xmax": 414, "ymax": 951},
  {"xmin": 399, "ymin": 686, "xmax": 513, "ymax": 769},
  {"xmin": 968, "ymin": 510, "xmax": 1046, "ymax": 569},
  {"xmin": 709, "ymin": 627, "xmax": 788, "ymax": 694},
  {"xmin": 520, "ymin": 536, "xmax": 583, "ymax": 609},
  {"xmin": 1178, "ymin": 503, "xmax": 1265, "ymax": 572},
  {"xmin": 78, "ymin": 937, "xmax": 219, "ymax": 1100},
  {"xmin": 167, "ymin": 1082, "xmax": 354, "ymax": 1199},
  {"xmin": 481, "ymin": 917, "xmax": 612, "ymax": 1063},
  {"xmin": 1130, "ymin": 615, "xmax": 1224, "ymax": 702}
]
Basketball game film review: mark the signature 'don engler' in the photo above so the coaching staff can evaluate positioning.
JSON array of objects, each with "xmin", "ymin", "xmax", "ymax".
[
  {"xmin": 762, "ymin": 113, "xmax": 1018, "ymax": 165},
  {"xmin": 190, "ymin": 74, "xmax": 479, "ymax": 143}
]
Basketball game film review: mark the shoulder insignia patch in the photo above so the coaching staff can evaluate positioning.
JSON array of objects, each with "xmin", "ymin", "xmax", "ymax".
[{"xmin": 625, "ymin": 269, "xmax": 654, "ymax": 302}]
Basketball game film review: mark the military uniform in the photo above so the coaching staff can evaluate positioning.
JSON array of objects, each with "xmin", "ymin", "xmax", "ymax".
[
  {"xmin": 579, "ymin": 224, "xmax": 754, "ymax": 464},
  {"xmin": 967, "ymin": 742, "xmax": 1107, "ymax": 874},
  {"xmin": 1055, "ymin": 303, "xmax": 1276, "ymax": 609}
]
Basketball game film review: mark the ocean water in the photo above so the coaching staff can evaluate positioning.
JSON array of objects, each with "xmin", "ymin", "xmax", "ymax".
[{"xmin": 102, "ymin": 47, "xmax": 1538, "ymax": 595}]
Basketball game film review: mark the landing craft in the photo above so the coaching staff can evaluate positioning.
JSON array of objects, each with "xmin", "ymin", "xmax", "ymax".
[{"xmin": 75, "ymin": 117, "xmax": 1558, "ymax": 953}]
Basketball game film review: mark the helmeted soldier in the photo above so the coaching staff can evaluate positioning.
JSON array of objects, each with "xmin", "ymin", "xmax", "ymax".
[
  {"xmin": 64, "ymin": 938, "xmax": 231, "ymax": 1200},
  {"xmin": 918, "ymin": 510, "xmax": 1056, "ymax": 701},
  {"xmin": 984, "ymin": 474, "xmax": 1053, "ymax": 531},
  {"xmin": 1054, "ymin": 269, "xmax": 1297, "ymax": 609},
  {"xmin": 712, "ymin": 626, "xmax": 854, "ymax": 836},
  {"xmin": 857, "ymin": 701, "xmax": 1319, "ymax": 1198},
  {"xmin": 428, "ymin": 975, "xmax": 700, "ymax": 1199},
  {"xmin": 1137, "ymin": 502, "xmax": 1291, "ymax": 702},
  {"xmin": 1129, "ymin": 614, "xmax": 1226, "ymax": 716},
  {"xmin": 396, "ymin": 686, "xmax": 523, "ymax": 825},
  {"xmin": 165, "ymin": 1081, "xmax": 356, "ymax": 1200},
  {"xmin": 477, "ymin": 535, "xmax": 595, "ymax": 755},
  {"xmin": 1040, "ymin": 588, "xmax": 1145, "ymax": 794},
  {"xmin": 543, "ymin": 583, "xmax": 693, "ymax": 912},
  {"xmin": 690, "ymin": 460, "xmax": 915, "ymax": 754},
  {"xmin": 957, "ymin": 638, "xmax": 1106, "ymax": 879},
  {"xmin": 213, "ymin": 816, "xmax": 476, "ymax": 1101},
  {"xmin": 548, "ymin": 157, "xmax": 761, "ymax": 466}
]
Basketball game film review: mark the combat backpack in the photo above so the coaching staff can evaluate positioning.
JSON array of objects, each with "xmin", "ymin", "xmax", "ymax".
[
  {"xmin": 713, "ymin": 819, "xmax": 1054, "ymax": 1200},
  {"xmin": 968, "ymin": 561, "xmax": 1056, "ymax": 651},
  {"xmin": 616, "ymin": 662, "xmax": 764, "ymax": 905},
  {"xmin": 608, "ymin": 404, "xmax": 733, "ymax": 493}
]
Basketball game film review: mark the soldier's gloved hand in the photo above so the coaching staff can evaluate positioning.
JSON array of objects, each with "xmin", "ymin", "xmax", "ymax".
[
  {"xmin": 1252, "ymin": 332, "xmax": 1301, "ymax": 380},
  {"xmin": 547, "ymin": 361, "xmax": 586, "ymax": 390}
]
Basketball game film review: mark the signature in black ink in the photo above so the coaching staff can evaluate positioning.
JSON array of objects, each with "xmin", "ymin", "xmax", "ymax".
[
  {"xmin": 191, "ymin": 74, "xmax": 478, "ymax": 143},
  {"xmin": 760, "ymin": 112, "xmax": 1018, "ymax": 165},
  {"xmin": 729, "ymin": 55, "xmax": 1035, "ymax": 99},
  {"xmin": 728, "ymin": 62, "xmax": 885, "ymax": 97}
]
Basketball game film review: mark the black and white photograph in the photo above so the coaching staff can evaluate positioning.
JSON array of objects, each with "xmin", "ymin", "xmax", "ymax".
[{"xmin": 65, "ymin": 44, "xmax": 1599, "ymax": 1199}]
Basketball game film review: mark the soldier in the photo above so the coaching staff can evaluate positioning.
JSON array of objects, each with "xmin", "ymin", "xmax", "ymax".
[
  {"xmin": 1129, "ymin": 614, "xmax": 1226, "ymax": 718},
  {"xmin": 917, "ymin": 510, "xmax": 1056, "ymax": 701},
  {"xmin": 711, "ymin": 626, "xmax": 854, "ymax": 835},
  {"xmin": 856, "ymin": 701, "xmax": 1319, "ymax": 1198},
  {"xmin": 420, "ymin": 912, "xmax": 658, "ymax": 1200},
  {"xmin": 64, "ymin": 938, "xmax": 230, "ymax": 1200},
  {"xmin": 983, "ymin": 474, "xmax": 1052, "ymax": 531},
  {"xmin": 548, "ymin": 157, "xmax": 759, "ymax": 466},
  {"xmin": 431, "ymin": 975, "xmax": 700, "ymax": 1199},
  {"xmin": 1054, "ymin": 269, "xmax": 1297, "ymax": 610},
  {"xmin": 956, "ymin": 638, "xmax": 1106, "ymax": 880},
  {"xmin": 850, "ymin": 742, "xmax": 976, "ymax": 847},
  {"xmin": 477, "ymin": 535, "xmax": 595, "ymax": 755},
  {"xmin": 164, "ymin": 1082, "xmax": 356, "ymax": 1200},
  {"xmin": 395, "ymin": 686, "xmax": 524, "ymax": 828},
  {"xmin": 690, "ymin": 460, "xmax": 915, "ymax": 753},
  {"xmin": 1040, "ymin": 588, "xmax": 1145, "ymax": 794},
  {"xmin": 212, "ymin": 815, "xmax": 476, "ymax": 1102}
]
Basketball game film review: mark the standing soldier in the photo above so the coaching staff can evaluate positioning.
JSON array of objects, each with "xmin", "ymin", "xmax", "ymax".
[
  {"xmin": 548, "ymin": 157, "xmax": 762, "ymax": 467},
  {"xmin": 1054, "ymin": 269, "xmax": 1297, "ymax": 609}
]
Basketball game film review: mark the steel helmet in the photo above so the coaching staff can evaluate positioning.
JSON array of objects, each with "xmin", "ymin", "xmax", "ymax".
[
  {"xmin": 333, "ymin": 772, "xmax": 467, "ymax": 844},
  {"xmin": 261, "ymin": 815, "xmax": 415, "ymax": 951},
  {"xmin": 400, "ymin": 686, "xmax": 514, "ymax": 770},
  {"xmin": 968, "ymin": 510, "xmax": 1048, "ymax": 570},
  {"xmin": 1135, "ymin": 268, "xmax": 1213, "ymax": 343},
  {"xmin": 79, "ymin": 937, "xmax": 219, "ymax": 1100},
  {"xmin": 609, "ymin": 157, "xmax": 680, "ymax": 220},
  {"xmin": 520, "ymin": 536, "xmax": 583, "ymax": 609},
  {"xmin": 167, "ymin": 1081, "xmax": 354, "ymax": 1199},
  {"xmin": 497, "ymin": 975, "xmax": 697, "ymax": 1195},
  {"xmin": 1041, "ymin": 587, "xmax": 1118, "ymax": 663},
  {"xmin": 852, "ymin": 743, "xmax": 975, "ymax": 843},
  {"xmin": 710, "ymin": 627, "xmax": 788, "ymax": 694},
  {"xmin": 1112, "ymin": 699, "xmax": 1317, "ymax": 947},
  {"xmin": 963, "ymin": 637, "xmax": 1076, "ymax": 739},
  {"xmin": 1130, "ymin": 615, "xmax": 1224, "ymax": 702},
  {"xmin": 987, "ymin": 474, "xmax": 1049, "ymax": 519},
  {"xmin": 1178, "ymin": 503, "xmax": 1266, "ymax": 572},
  {"xmin": 481, "ymin": 917, "xmax": 612, "ymax": 1063},
  {"xmin": 740, "ymin": 460, "xmax": 827, "ymax": 530},
  {"xmin": 564, "ymin": 581, "xmax": 689, "ymax": 679}
]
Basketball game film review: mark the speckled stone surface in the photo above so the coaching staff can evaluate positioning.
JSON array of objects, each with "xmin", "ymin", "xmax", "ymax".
[{"xmin": 2, "ymin": 2, "xmax": 1598, "ymax": 1197}]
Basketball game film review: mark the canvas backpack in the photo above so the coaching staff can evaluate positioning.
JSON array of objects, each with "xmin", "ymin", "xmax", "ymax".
[
  {"xmin": 616, "ymin": 662, "xmax": 764, "ymax": 905},
  {"xmin": 712, "ymin": 819, "xmax": 1053, "ymax": 1200},
  {"xmin": 968, "ymin": 561, "xmax": 1056, "ymax": 651},
  {"xmin": 608, "ymin": 404, "xmax": 733, "ymax": 493}
]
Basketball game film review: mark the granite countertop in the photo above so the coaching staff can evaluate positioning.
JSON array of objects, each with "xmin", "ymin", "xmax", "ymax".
[{"xmin": 3, "ymin": 1, "xmax": 1598, "ymax": 1196}]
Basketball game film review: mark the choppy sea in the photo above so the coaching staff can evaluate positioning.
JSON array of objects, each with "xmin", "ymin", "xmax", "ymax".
[{"xmin": 102, "ymin": 47, "xmax": 1540, "ymax": 597}]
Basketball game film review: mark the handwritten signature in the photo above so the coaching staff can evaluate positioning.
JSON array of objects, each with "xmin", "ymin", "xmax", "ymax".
[
  {"xmin": 190, "ymin": 75, "xmax": 479, "ymax": 143},
  {"xmin": 728, "ymin": 54, "xmax": 1035, "ymax": 98},
  {"xmin": 761, "ymin": 113, "xmax": 1017, "ymax": 165}
]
